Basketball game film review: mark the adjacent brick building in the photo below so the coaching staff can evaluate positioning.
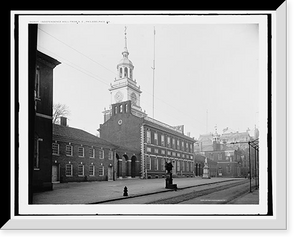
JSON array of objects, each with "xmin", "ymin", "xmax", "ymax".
[
  {"xmin": 32, "ymin": 50, "xmax": 60, "ymax": 192},
  {"xmin": 52, "ymin": 117, "xmax": 118, "ymax": 183}
]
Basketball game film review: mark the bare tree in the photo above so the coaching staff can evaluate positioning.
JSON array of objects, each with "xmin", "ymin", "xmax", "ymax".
[{"xmin": 53, "ymin": 103, "xmax": 70, "ymax": 124}]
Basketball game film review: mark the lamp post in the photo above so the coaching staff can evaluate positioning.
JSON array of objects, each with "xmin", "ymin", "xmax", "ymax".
[{"xmin": 231, "ymin": 138, "xmax": 259, "ymax": 193}]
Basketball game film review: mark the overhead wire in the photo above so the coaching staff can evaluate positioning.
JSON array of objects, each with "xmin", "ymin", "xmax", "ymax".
[
  {"xmin": 38, "ymin": 27, "xmax": 206, "ymax": 137},
  {"xmin": 37, "ymin": 45, "xmax": 111, "ymax": 87},
  {"xmin": 38, "ymin": 27, "xmax": 119, "ymax": 77}
]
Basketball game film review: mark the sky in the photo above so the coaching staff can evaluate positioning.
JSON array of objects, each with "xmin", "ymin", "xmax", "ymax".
[{"xmin": 37, "ymin": 21, "xmax": 259, "ymax": 139}]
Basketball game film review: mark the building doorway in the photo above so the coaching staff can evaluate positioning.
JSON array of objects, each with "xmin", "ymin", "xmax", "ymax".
[
  {"xmin": 116, "ymin": 153, "xmax": 120, "ymax": 178},
  {"xmin": 108, "ymin": 166, "xmax": 113, "ymax": 181},
  {"xmin": 131, "ymin": 155, "xmax": 137, "ymax": 178},
  {"xmin": 52, "ymin": 164, "xmax": 59, "ymax": 183}
]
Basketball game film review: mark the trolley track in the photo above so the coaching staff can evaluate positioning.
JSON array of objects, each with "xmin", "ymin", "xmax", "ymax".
[{"xmin": 147, "ymin": 179, "xmax": 251, "ymax": 204}]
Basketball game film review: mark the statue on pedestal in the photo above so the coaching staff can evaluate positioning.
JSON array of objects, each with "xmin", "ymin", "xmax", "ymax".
[{"xmin": 203, "ymin": 157, "xmax": 210, "ymax": 179}]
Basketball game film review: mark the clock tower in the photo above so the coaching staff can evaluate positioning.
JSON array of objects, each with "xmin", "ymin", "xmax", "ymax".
[{"xmin": 103, "ymin": 27, "xmax": 146, "ymax": 121}]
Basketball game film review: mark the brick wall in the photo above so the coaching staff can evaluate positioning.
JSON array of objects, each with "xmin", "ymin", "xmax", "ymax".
[
  {"xmin": 99, "ymin": 101, "xmax": 143, "ymax": 152},
  {"xmin": 52, "ymin": 140, "xmax": 115, "ymax": 183}
]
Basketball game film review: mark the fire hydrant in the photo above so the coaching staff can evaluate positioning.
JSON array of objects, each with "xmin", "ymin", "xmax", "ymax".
[{"xmin": 123, "ymin": 186, "xmax": 128, "ymax": 196}]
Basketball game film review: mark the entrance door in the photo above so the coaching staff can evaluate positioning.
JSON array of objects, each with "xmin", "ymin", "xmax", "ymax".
[
  {"xmin": 108, "ymin": 166, "xmax": 113, "ymax": 181},
  {"xmin": 131, "ymin": 156, "xmax": 136, "ymax": 178},
  {"xmin": 52, "ymin": 165, "xmax": 59, "ymax": 182}
]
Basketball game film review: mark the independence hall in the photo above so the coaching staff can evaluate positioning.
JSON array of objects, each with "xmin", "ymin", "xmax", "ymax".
[{"xmin": 98, "ymin": 30, "xmax": 195, "ymax": 179}]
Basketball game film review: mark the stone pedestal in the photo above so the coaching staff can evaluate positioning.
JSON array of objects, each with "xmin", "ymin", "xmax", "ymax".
[
  {"xmin": 165, "ymin": 173, "xmax": 177, "ymax": 190},
  {"xmin": 203, "ymin": 158, "xmax": 210, "ymax": 179}
]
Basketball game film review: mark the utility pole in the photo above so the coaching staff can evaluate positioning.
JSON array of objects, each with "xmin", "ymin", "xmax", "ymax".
[
  {"xmin": 231, "ymin": 139, "xmax": 259, "ymax": 193},
  {"xmin": 151, "ymin": 26, "xmax": 156, "ymax": 119},
  {"xmin": 248, "ymin": 141, "xmax": 252, "ymax": 192}
]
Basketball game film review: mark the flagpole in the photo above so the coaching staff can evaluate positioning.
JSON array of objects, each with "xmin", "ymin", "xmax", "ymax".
[{"xmin": 152, "ymin": 26, "xmax": 156, "ymax": 119}]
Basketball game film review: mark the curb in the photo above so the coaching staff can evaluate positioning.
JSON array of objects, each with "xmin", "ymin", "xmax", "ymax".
[{"xmin": 88, "ymin": 178, "xmax": 242, "ymax": 204}]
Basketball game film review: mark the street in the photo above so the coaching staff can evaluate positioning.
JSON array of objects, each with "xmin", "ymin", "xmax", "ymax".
[
  {"xmin": 33, "ymin": 177, "xmax": 258, "ymax": 204},
  {"xmin": 101, "ymin": 179, "xmax": 258, "ymax": 204}
]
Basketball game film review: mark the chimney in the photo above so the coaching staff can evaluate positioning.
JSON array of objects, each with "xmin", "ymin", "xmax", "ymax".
[{"xmin": 60, "ymin": 116, "xmax": 67, "ymax": 126}]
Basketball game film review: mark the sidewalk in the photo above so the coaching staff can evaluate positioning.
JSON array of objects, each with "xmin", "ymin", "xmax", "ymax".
[
  {"xmin": 33, "ymin": 177, "xmax": 241, "ymax": 204},
  {"xmin": 230, "ymin": 188, "xmax": 259, "ymax": 204}
]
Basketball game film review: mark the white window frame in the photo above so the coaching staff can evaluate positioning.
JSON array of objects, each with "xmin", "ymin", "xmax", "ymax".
[
  {"xmin": 35, "ymin": 138, "xmax": 43, "ymax": 169},
  {"xmin": 161, "ymin": 135, "xmax": 165, "ymax": 146},
  {"xmin": 99, "ymin": 149, "xmax": 104, "ymax": 159},
  {"xmin": 78, "ymin": 164, "xmax": 84, "ymax": 177},
  {"xmin": 89, "ymin": 165, "xmax": 95, "ymax": 176},
  {"xmin": 146, "ymin": 130, "xmax": 151, "ymax": 144},
  {"xmin": 154, "ymin": 132, "xmax": 158, "ymax": 145},
  {"xmin": 66, "ymin": 164, "xmax": 73, "ymax": 177},
  {"xmin": 89, "ymin": 147, "xmax": 95, "ymax": 158},
  {"xmin": 147, "ymin": 156, "xmax": 151, "ymax": 170},
  {"xmin": 34, "ymin": 66, "xmax": 41, "ymax": 100},
  {"xmin": 66, "ymin": 144, "xmax": 73, "ymax": 157},
  {"xmin": 52, "ymin": 142, "xmax": 59, "ymax": 155},
  {"xmin": 161, "ymin": 158, "xmax": 165, "ymax": 171},
  {"xmin": 99, "ymin": 165, "xmax": 105, "ymax": 176},
  {"xmin": 78, "ymin": 146, "xmax": 84, "ymax": 157}
]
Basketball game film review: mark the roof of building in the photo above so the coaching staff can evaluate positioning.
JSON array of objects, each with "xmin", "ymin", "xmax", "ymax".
[
  {"xmin": 53, "ymin": 124, "xmax": 117, "ymax": 148},
  {"xmin": 118, "ymin": 56, "xmax": 133, "ymax": 67},
  {"xmin": 143, "ymin": 116, "xmax": 196, "ymax": 142},
  {"xmin": 37, "ymin": 50, "xmax": 61, "ymax": 68}
]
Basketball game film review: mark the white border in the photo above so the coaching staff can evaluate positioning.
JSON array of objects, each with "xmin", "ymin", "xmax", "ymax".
[
  {"xmin": 6, "ymin": 6, "xmax": 286, "ymax": 229},
  {"xmin": 19, "ymin": 14, "xmax": 268, "ymax": 216}
]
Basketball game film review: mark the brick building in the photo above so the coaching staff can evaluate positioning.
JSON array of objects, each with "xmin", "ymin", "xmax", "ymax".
[
  {"xmin": 52, "ymin": 117, "xmax": 118, "ymax": 183},
  {"xmin": 99, "ymin": 29, "xmax": 195, "ymax": 179},
  {"xmin": 194, "ymin": 154, "xmax": 217, "ymax": 177},
  {"xmin": 32, "ymin": 49, "xmax": 60, "ymax": 192},
  {"xmin": 196, "ymin": 127, "xmax": 248, "ymax": 177}
]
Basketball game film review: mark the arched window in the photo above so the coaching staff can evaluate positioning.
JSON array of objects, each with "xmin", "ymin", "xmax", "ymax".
[
  {"xmin": 119, "ymin": 67, "xmax": 122, "ymax": 78},
  {"xmin": 129, "ymin": 68, "xmax": 132, "ymax": 79},
  {"xmin": 124, "ymin": 67, "xmax": 128, "ymax": 77}
]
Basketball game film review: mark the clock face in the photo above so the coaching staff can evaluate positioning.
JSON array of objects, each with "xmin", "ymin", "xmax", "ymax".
[{"xmin": 114, "ymin": 91, "xmax": 123, "ymax": 102}]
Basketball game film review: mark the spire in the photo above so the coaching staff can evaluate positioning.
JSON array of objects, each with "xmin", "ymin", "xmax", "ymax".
[
  {"xmin": 125, "ymin": 26, "xmax": 127, "ymax": 49},
  {"xmin": 122, "ymin": 26, "xmax": 129, "ymax": 57}
]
